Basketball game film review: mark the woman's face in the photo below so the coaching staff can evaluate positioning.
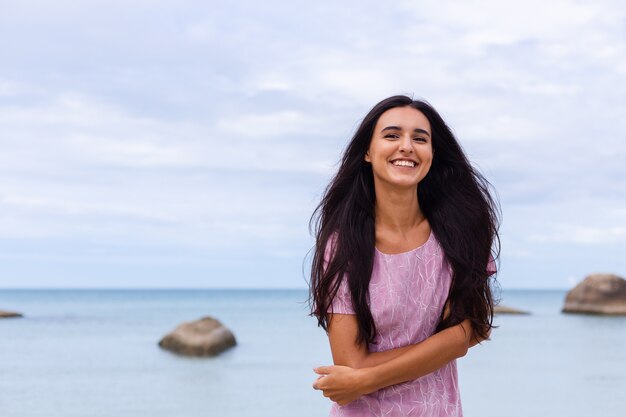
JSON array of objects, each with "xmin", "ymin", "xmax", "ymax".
[{"xmin": 365, "ymin": 106, "xmax": 433, "ymax": 189}]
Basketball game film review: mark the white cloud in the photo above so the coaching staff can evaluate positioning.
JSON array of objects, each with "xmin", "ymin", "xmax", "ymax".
[
  {"xmin": 0, "ymin": 79, "xmax": 28, "ymax": 97},
  {"xmin": 215, "ymin": 110, "xmax": 323, "ymax": 137},
  {"xmin": 1, "ymin": 0, "xmax": 626, "ymax": 287},
  {"xmin": 185, "ymin": 19, "xmax": 217, "ymax": 43},
  {"xmin": 528, "ymin": 225, "xmax": 626, "ymax": 245}
]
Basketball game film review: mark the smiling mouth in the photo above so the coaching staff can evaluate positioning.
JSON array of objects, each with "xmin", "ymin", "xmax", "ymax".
[{"xmin": 390, "ymin": 160, "xmax": 417, "ymax": 168}]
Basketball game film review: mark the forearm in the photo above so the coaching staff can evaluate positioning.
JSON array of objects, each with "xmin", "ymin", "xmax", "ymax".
[
  {"xmin": 355, "ymin": 345, "xmax": 414, "ymax": 368},
  {"xmin": 359, "ymin": 324, "xmax": 487, "ymax": 368},
  {"xmin": 361, "ymin": 323, "xmax": 469, "ymax": 393}
]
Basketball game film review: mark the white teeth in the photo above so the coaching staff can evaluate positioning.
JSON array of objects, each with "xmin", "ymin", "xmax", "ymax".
[{"xmin": 392, "ymin": 160, "xmax": 416, "ymax": 167}]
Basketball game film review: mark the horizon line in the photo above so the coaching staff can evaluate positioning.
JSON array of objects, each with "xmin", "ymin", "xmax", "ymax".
[{"xmin": 0, "ymin": 286, "xmax": 572, "ymax": 291}]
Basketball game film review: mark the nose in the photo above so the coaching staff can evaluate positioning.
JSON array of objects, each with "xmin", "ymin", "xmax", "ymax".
[{"xmin": 398, "ymin": 134, "xmax": 413, "ymax": 153}]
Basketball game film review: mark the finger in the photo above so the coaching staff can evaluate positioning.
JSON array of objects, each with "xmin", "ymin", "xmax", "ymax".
[
  {"xmin": 313, "ymin": 366, "xmax": 332, "ymax": 375},
  {"xmin": 312, "ymin": 377, "xmax": 327, "ymax": 390}
]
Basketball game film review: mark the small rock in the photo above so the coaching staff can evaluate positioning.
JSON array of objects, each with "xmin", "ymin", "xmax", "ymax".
[
  {"xmin": 562, "ymin": 273, "xmax": 626, "ymax": 315},
  {"xmin": 494, "ymin": 305, "xmax": 530, "ymax": 315},
  {"xmin": 158, "ymin": 316, "xmax": 236, "ymax": 357},
  {"xmin": 0, "ymin": 310, "xmax": 23, "ymax": 318}
]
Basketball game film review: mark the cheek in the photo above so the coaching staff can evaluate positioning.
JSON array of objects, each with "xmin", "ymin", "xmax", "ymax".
[
  {"xmin": 421, "ymin": 157, "xmax": 434, "ymax": 173},
  {"xmin": 419, "ymin": 148, "xmax": 434, "ymax": 162}
]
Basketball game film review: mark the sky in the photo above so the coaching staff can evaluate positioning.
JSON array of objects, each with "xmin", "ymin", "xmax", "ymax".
[{"xmin": 1, "ymin": 0, "xmax": 625, "ymax": 289}]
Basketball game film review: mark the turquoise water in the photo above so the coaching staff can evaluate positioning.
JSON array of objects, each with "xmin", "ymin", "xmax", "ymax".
[{"xmin": 0, "ymin": 289, "xmax": 624, "ymax": 417}]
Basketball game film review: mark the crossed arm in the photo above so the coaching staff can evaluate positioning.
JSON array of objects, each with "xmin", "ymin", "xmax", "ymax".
[{"xmin": 312, "ymin": 303, "xmax": 491, "ymax": 405}]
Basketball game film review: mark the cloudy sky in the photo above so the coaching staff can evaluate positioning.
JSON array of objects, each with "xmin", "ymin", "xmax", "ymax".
[{"xmin": 1, "ymin": 0, "xmax": 625, "ymax": 289}]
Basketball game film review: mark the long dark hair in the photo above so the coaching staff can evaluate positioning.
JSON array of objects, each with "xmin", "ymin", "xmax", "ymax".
[{"xmin": 308, "ymin": 95, "xmax": 501, "ymax": 347}]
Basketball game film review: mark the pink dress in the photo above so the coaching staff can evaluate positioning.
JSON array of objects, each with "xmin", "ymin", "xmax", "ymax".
[{"xmin": 325, "ymin": 230, "xmax": 496, "ymax": 417}]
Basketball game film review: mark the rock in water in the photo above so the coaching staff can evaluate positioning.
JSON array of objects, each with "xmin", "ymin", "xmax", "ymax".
[
  {"xmin": 158, "ymin": 316, "xmax": 236, "ymax": 357},
  {"xmin": 494, "ymin": 305, "xmax": 530, "ymax": 315},
  {"xmin": 562, "ymin": 273, "xmax": 626, "ymax": 315},
  {"xmin": 0, "ymin": 310, "xmax": 23, "ymax": 318}
]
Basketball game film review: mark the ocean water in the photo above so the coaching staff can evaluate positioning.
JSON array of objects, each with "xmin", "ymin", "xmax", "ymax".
[{"xmin": 0, "ymin": 289, "xmax": 624, "ymax": 417}]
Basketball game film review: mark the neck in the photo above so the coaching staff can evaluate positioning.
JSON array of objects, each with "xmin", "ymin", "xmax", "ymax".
[{"xmin": 373, "ymin": 184, "xmax": 424, "ymax": 233}]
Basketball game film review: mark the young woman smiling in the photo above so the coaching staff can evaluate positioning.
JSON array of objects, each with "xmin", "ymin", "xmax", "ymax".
[{"xmin": 308, "ymin": 95, "xmax": 500, "ymax": 417}]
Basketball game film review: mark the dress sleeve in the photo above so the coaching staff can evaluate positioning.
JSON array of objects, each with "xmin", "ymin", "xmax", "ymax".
[
  {"xmin": 487, "ymin": 253, "xmax": 497, "ymax": 276},
  {"xmin": 324, "ymin": 233, "xmax": 355, "ymax": 315}
]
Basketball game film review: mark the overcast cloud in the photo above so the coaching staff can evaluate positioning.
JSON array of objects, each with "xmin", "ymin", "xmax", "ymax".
[{"xmin": 1, "ymin": 0, "xmax": 625, "ymax": 289}]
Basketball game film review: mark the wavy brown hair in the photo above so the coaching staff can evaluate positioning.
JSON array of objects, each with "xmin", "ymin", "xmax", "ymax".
[{"xmin": 307, "ymin": 95, "xmax": 501, "ymax": 347}]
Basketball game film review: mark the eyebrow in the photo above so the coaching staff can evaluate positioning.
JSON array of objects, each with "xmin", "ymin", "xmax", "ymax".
[{"xmin": 381, "ymin": 126, "xmax": 431, "ymax": 137}]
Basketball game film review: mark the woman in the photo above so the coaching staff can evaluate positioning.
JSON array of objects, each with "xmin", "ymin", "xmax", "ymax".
[{"xmin": 308, "ymin": 95, "xmax": 501, "ymax": 417}]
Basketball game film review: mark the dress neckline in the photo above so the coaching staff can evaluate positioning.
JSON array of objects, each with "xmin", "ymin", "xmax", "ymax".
[{"xmin": 374, "ymin": 228, "xmax": 433, "ymax": 256}]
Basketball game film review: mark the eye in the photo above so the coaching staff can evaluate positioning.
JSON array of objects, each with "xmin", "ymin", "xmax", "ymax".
[
  {"xmin": 384, "ymin": 134, "xmax": 399, "ymax": 139},
  {"xmin": 413, "ymin": 137, "xmax": 427, "ymax": 142}
]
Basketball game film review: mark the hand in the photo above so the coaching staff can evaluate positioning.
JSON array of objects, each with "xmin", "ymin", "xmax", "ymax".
[{"xmin": 312, "ymin": 365, "xmax": 371, "ymax": 406}]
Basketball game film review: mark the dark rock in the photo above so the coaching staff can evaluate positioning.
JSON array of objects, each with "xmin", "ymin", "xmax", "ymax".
[
  {"xmin": 0, "ymin": 310, "xmax": 23, "ymax": 318},
  {"xmin": 494, "ymin": 305, "xmax": 530, "ymax": 315},
  {"xmin": 562, "ymin": 273, "xmax": 626, "ymax": 315},
  {"xmin": 158, "ymin": 316, "xmax": 236, "ymax": 357}
]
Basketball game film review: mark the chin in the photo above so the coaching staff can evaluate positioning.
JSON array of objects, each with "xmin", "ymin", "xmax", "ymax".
[{"xmin": 388, "ymin": 180, "xmax": 420, "ymax": 189}]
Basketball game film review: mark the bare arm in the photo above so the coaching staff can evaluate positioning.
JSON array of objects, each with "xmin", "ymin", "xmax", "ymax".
[
  {"xmin": 360, "ymin": 318, "xmax": 473, "ymax": 393},
  {"xmin": 314, "ymin": 303, "xmax": 491, "ymax": 405},
  {"xmin": 314, "ymin": 318, "xmax": 478, "ymax": 405},
  {"xmin": 326, "ymin": 313, "xmax": 413, "ymax": 369},
  {"xmin": 327, "ymin": 301, "xmax": 488, "ymax": 369}
]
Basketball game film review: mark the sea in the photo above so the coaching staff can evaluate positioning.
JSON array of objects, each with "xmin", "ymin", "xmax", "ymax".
[{"xmin": 0, "ymin": 289, "xmax": 624, "ymax": 417}]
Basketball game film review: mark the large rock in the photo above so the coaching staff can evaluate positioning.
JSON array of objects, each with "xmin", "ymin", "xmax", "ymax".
[
  {"xmin": 562, "ymin": 273, "xmax": 626, "ymax": 315},
  {"xmin": 158, "ymin": 316, "xmax": 236, "ymax": 357},
  {"xmin": 0, "ymin": 310, "xmax": 23, "ymax": 318}
]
